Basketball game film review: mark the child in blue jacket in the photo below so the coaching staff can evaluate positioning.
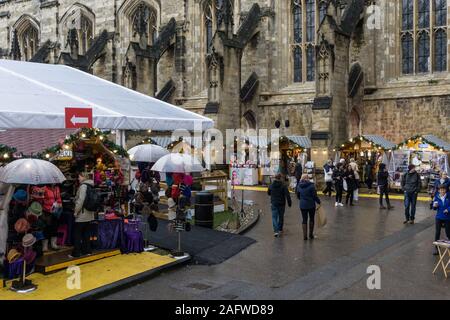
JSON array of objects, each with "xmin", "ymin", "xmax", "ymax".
[{"xmin": 433, "ymin": 184, "xmax": 450, "ymax": 255}]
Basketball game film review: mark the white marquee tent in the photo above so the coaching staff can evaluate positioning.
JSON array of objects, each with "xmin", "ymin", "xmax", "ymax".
[{"xmin": 0, "ymin": 60, "xmax": 214, "ymax": 131}]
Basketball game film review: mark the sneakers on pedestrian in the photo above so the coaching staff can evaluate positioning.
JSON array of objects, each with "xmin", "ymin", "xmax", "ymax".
[
  {"xmin": 274, "ymin": 232, "xmax": 279, "ymax": 238},
  {"xmin": 403, "ymin": 220, "xmax": 409, "ymax": 224},
  {"xmin": 338, "ymin": 203, "xmax": 344, "ymax": 207},
  {"xmin": 408, "ymin": 220, "xmax": 415, "ymax": 225},
  {"xmin": 379, "ymin": 205, "xmax": 387, "ymax": 209},
  {"xmin": 335, "ymin": 202, "xmax": 339, "ymax": 207},
  {"xmin": 387, "ymin": 206, "xmax": 394, "ymax": 210}
]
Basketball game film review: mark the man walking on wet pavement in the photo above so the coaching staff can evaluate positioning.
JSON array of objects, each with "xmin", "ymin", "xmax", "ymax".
[
  {"xmin": 268, "ymin": 173, "xmax": 292, "ymax": 237},
  {"xmin": 402, "ymin": 164, "xmax": 421, "ymax": 224}
]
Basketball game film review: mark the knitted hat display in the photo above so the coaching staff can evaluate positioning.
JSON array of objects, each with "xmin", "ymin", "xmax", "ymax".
[
  {"xmin": 13, "ymin": 189, "xmax": 27, "ymax": 202},
  {"xmin": 7, "ymin": 249, "xmax": 21, "ymax": 263},
  {"xmin": 14, "ymin": 218, "xmax": 30, "ymax": 234},
  {"xmin": 22, "ymin": 233, "xmax": 37, "ymax": 248},
  {"xmin": 26, "ymin": 202, "xmax": 43, "ymax": 218}
]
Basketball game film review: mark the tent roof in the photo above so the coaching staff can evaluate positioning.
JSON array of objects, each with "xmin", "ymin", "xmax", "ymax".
[
  {"xmin": 362, "ymin": 135, "xmax": 396, "ymax": 150},
  {"xmin": 247, "ymin": 135, "xmax": 311, "ymax": 148},
  {"xmin": 151, "ymin": 136, "xmax": 203, "ymax": 149},
  {"xmin": 422, "ymin": 135, "xmax": 450, "ymax": 152},
  {"xmin": 0, "ymin": 60, "xmax": 213, "ymax": 131}
]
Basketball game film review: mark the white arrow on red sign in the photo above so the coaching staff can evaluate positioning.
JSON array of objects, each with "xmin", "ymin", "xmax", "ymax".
[{"xmin": 71, "ymin": 115, "xmax": 90, "ymax": 126}]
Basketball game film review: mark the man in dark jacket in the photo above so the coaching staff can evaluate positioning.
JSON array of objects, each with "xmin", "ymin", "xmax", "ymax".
[
  {"xmin": 268, "ymin": 174, "xmax": 292, "ymax": 237},
  {"xmin": 401, "ymin": 164, "xmax": 422, "ymax": 224},
  {"xmin": 296, "ymin": 174, "xmax": 321, "ymax": 240}
]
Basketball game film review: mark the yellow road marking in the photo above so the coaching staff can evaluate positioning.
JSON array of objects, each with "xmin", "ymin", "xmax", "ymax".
[{"xmin": 233, "ymin": 185, "xmax": 431, "ymax": 202}]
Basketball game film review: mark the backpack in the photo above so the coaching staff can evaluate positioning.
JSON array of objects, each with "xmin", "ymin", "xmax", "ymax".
[{"xmin": 82, "ymin": 184, "xmax": 102, "ymax": 212}]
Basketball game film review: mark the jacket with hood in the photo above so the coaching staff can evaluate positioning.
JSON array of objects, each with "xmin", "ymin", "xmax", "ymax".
[
  {"xmin": 268, "ymin": 180, "xmax": 292, "ymax": 208},
  {"xmin": 296, "ymin": 180, "xmax": 321, "ymax": 210},
  {"xmin": 74, "ymin": 179, "xmax": 96, "ymax": 223},
  {"xmin": 433, "ymin": 192, "xmax": 450, "ymax": 221},
  {"xmin": 433, "ymin": 177, "xmax": 450, "ymax": 195},
  {"xmin": 401, "ymin": 171, "xmax": 421, "ymax": 193}
]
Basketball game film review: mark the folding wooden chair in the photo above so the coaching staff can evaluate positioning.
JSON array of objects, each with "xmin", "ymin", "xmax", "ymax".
[{"xmin": 432, "ymin": 241, "xmax": 450, "ymax": 278}]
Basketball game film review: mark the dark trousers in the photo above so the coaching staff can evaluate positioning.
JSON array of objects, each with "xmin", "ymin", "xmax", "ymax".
[
  {"xmin": 301, "ymin": 208, "xmax": 316, "ymax": 225},
  {"xmin": 404, "ymin": 192, "xmax": 418, "ymax": 221},
  {"xmin": 346, "ymin": 188, "xmax": 354, "ymax": 205},
  {"xmin": 323, "ymin": 182, "xmax": 333, "ymax": 196},
  {"xmin": 72, "ymin": 222, "xmax": 92, "ymax": 257},
  {"xmin": 366, "ymin": 179, "xmax": 373, "ymax": 190},
  {"xmin": 379, "ymin": 185, "xmax": 391, "ymax": 207},
  {"xmin": 271, "ymin": 205, "xmax": 286, "ymax": 233},
  {"xmin": 335, "ymin": 184, "xmax": 343, "ymax": 203},
  {"xmin": 435, "ymin": 219, "xmax": 450, "ymax": 241},
  {"xmin": 41, "ymin": 213, "xmax": 58, "ymax": 238}
]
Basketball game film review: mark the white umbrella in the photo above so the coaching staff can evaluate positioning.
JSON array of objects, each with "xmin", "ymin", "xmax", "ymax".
[
  {"xmin": 151, "ymin": 153, "xmax": 204, "ymax": 173},
  {"xmin": 128, "ymin": 144, "xmax": 169, "ymax": 162},
  {"xmin": 0, "ymin": 159, "xmax": 66, "ymax": 185}
]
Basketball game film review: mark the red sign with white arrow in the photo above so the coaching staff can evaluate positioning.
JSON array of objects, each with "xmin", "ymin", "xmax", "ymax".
[{"xmin": 65, "ymin": 107, "xmax": 93, "ymax": 129}]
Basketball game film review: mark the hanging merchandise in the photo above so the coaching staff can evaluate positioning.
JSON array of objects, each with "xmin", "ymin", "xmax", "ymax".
[{"xmin": 392, "ymin": 135, "xmax": 450, "ymax": 193}]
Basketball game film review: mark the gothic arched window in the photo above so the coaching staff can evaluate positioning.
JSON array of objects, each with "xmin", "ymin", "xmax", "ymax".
[
  {"xmin": 417, "ymin": 32, "xmax": 430, "ymax": 72},
  {"xmin": 21, "ymin": 25, "xmax": 39, "ymax": 61},
  {"xmin": 402, "ymin": 33, "xmax": 414, "ymax": 74},
  {"xmin": 131, "ymin": 2, "xmax": 158, "ymax": 46},
  {"xmin": 203, "ymin": 0, "xmax": 234, "ymax": 54},
  {"xmin": 400, "ymin": 0, "xmax": 448, "ymax": 75},
  {"xmin": 79, "ymin": 15, "xmax": 93, "ymax": 55},
  {"xmin": 319, "ymin": 0, "xmax": 327, "ymax": 24},
  {"xmin": 294, "ymin": 47, "xmax": 302, "ymax": 82},
  {"xmin": 291, "ymin": 0, "xmax": 319, "ymax": 83},
  {"xmin": 434, "ymin": 29, "xmax": 447, "ymax": 71},
  {"xmin": 12, "ymin": 16, "xmax": 40, "ymax": 61}
]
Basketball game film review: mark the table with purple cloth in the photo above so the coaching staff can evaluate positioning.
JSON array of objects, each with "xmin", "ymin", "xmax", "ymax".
[{"xmin": 96, "ymin": 219, "xmax": 126, "ymax": 252}]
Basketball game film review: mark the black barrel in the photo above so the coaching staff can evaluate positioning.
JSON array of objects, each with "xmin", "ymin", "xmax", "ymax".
[{"xmin": 195, "ymin": 192, "xmax": 214, "ymax": 229}]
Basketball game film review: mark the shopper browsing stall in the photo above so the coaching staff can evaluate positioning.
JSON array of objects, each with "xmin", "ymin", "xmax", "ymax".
[
  {"xmin": 71, "ymin": 172, "xmax": 96, "ymax": 258},
  {"xmin": 432, "ymin": 185, "xmax": 450, "ymax": 255}
]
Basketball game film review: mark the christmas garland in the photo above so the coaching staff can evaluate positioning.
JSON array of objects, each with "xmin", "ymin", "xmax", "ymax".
[
  {"xmin": 335, "ymin": 135, "xmax": 387, "ymax": 152},
  {"xmin": 38, "ymin": 128, "xmax": 129, "ymax": 159},
  {"xmin": 0, "ymin": 144, "xmax": 17, "ymax": 160},
  {"xmin": 394, "ymin": 135, "xmax": 446, "ymax": 152},
  {"xmin": 139, "ymin": 137, "xmax": 158, "ymax": 146}
]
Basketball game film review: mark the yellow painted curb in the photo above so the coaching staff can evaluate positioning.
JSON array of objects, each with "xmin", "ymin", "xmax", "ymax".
[
  {"xmin": 0, "ymin": 252, "xmax": 176, "ymax": 300},
  {"xmin": 233, "ymin": 185, "xmax": 431, "ymax": 202}
]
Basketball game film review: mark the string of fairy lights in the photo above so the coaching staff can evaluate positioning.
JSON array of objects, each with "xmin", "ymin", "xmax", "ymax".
[
  {"xmin": 0, "ymin": 144, "xmax": 16, "ymax": 161},
  {"xmin": 38, "ymin": 128, "xmax": 129, "ymax": 159}
]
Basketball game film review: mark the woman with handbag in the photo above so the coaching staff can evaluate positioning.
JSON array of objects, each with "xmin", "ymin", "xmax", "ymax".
[{"xmin": 332, "ymin": 163, "xmax": 345, "ymax": 207}]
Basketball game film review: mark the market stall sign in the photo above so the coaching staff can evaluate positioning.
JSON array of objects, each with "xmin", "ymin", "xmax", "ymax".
[{"xmin": 65, "ymin": 108, "xmax": 93, "ymax": 129}]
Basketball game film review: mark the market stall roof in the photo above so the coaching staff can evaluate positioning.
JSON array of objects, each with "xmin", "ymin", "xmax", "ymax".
[
  {"xmin": 151, "ymin": 136, "xmax": 203, "ymax": 149},
  {"xmin": 362, "ymin": 135, "xmax": 397, "ymax": 150},
  {"xmin": 422, "ymin": 135, "xmax": 450, "ymax": 152},
  {"xmin": 0, "ymin": 60, "xmax": 214, "ymax": 131},
  {"xmin": 0, "ymin": 129, "xmax": 76, "ymax": 156},
  {"xmin": 247, "ymin": 135, "xmax": 311, "ymax": 149}
]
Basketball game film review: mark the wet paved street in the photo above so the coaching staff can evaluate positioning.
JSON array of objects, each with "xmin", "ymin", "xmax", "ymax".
[{"xmin": 103, "ymin": 190, "xmax": 450, "ymax": 300}]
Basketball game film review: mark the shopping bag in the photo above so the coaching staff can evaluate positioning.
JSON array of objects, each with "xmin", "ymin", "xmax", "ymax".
[
  {"xmin": 353, "ymin": 188, "xmax": 359, "ymax": 201},
  {"xmin": 316, "ymin": 206, "xmax": 327, "ymax": 228},
  {"xmin": 343, "ymin": 180, "xmax": 348, "ymax": 192}
]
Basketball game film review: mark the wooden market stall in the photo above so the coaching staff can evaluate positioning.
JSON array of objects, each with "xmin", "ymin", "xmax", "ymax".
[{"xmin": 389, "ymin": 135, "xmax": 450, "ymax": 192}]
